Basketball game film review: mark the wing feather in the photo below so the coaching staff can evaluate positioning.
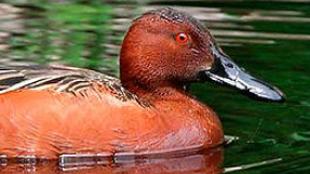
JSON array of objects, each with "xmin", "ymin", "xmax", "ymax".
[{"xmin": 0, "ymin": 65, "xmax": 145, "ymax": 105}]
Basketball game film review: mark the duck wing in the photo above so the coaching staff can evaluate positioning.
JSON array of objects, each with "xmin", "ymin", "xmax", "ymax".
[{"xmin": 0, "ymin": 65, "xmax": 137, "ymax": 102}]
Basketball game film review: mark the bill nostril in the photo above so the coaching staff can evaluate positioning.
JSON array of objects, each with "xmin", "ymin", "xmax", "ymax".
[{"xmin": 225, "ymin": 63, "xmax": 234, "ymax": 68}]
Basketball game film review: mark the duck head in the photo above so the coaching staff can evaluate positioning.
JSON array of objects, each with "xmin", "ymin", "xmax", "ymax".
[{"xmin": 120, "ymin": 8, "xmax": 285, "ymax": 102}]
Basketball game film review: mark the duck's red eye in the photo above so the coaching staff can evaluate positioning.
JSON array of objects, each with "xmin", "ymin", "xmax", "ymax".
[{"xmin": 175, "ymin": 33, "xmax": 189, "ymax": 44}]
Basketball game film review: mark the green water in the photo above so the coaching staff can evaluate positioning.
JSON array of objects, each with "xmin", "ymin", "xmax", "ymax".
[{"xmin": 0, "ymin": 0, "xmax": 309, "ymax": 173}]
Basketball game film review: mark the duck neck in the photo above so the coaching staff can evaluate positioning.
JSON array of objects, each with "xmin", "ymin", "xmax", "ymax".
[
  {"xmin": 120, "ymin": 47, "xmax": 188, "ymax": 101},
  {"xmin": 121, "ymin": 76, "xmax": 188, "ymax": 102}
]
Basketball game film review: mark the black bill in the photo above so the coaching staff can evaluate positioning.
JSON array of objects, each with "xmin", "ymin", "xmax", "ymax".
[{"xmin": 200, "ymin": 46, "xmax": 285, "ymax": 102}]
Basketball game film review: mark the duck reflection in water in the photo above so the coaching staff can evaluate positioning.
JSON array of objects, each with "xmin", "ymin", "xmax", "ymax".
[{"xmin": 0, "ymin": 147, "xmax": 223, "ymax": 174}]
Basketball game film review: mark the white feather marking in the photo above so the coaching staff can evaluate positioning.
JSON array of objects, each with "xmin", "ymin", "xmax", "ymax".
[{"xmin": 0, "ymin": 76, "xmax": 48, "ymax": 94}]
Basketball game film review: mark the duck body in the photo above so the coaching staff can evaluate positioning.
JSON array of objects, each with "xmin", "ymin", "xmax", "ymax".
[
  {"xmin": 0, "ymin": 66, "xmax": 222, "ymax": 159},
  {"xmin": 0, "ymin": 8, "xmax": 283, "ymax": 159}
]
